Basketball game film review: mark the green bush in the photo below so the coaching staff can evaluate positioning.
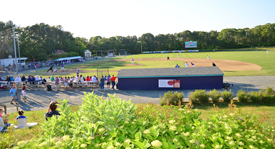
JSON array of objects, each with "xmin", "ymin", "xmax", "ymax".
[
  {"xmin": 237, "ymin": 90, "xmax": 249, "ymax": 103},
  {"xmin": 68, "ymin": 52, "xmax": 79, "ymax": 57},
  {"xmin": 221, "ymin": 90, "xmax": 234, "ymax": 103},
  {"xmin": 188, "ymin": 90, "xmax": 209, "ymax": 104},
  {"xmin": 249, "ymin": 91, "xmax": 262, "ymax": 103},
  {"xmin": 16, "ymin": 92, "xmax": 275, "ymax": 148},
  {"xmin": 49, "ymin": 53, "xmax": 69, "ymax": 60},
  {"xmin": 249, "ymin": 87, "xmax": 275, "ymax": 104},
  {"xmin": 160, "ymin": 91, "xmax": 184, "ymax": 106},
  {"xmin": 208, "ymin": 89, "xmax": 221, "ymax": 103}
]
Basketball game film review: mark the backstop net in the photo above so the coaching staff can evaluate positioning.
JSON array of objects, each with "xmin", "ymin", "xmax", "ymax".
[{"xmin": 97, "ymin": 67, "xmax": 109, "ymax": 78}]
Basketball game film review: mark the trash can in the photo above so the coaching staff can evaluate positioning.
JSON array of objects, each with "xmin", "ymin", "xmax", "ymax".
[{"xmin": 47, "ymin": 85, "xmax": 52, "ymax": 91}]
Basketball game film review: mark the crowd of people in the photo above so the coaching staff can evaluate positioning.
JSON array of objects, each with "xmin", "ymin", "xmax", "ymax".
[{"xmin": 0, "ymin": 101, "xmax": 59, "ymax": 132}]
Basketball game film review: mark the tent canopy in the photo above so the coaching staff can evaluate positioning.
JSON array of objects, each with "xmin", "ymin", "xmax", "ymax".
[{"xmin": 54, "ymin": 56, "xmax": 82, "ymax": 61}]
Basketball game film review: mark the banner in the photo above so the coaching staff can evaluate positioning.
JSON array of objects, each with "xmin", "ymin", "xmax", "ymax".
[
  {"xmin": 158, "ymin": 79, "xmax": 180, "ymax": 88},
  {"xmin": 142, "ymin": 50, "xmax": 198, "ymax": 54},
  {"xmin": 185, "ymin": 41, "xmax": 197, "ymax": 48}
]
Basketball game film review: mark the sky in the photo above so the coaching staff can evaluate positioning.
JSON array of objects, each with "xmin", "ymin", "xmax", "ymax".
[{"xmin": 1, "ymin": 0, "xmax": 275, "ymax": 40}]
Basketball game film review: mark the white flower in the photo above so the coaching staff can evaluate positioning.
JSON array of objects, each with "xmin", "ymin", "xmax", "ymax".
[
  {"xmin": 143, "ymin": 121, "xmax": 147, "ymax": 125},
  {"xmin": 238, "ymin": 142, "xmax": 244, "ymax": 146},
  {"xmin": 235, "ymin": 133, "xmax": 241, "ymax": 138},
  {"xmin": 98, "ymin": 128, "xmax": 105, "ymax": 133},
  {"xmin": 259, "ymin": 140, "xmax": 264, "ymax": 144},
  {"xmin": 249, "ymin": 145, "xmax": 255, "ymax": 149},
  {"xmin": 115, "ymin": 142, "xmax": 121, "ymax": 146},
  {"xmin": 208, "ymin": 122, "xmax": 213, "ymax": 125},
  {"xmin": 88, "ymin": 137, "xmax": 94, "ymax": 140},
  {"xmin": 248, "ymin": 138, "xmax": 254, "ymax": 142},
  {"xmin": 124, "ymin": 139, "xmax": 131, "ymax": 144},
  {"xmin": 80, "ymin": 144, "xmax": 87, "ymax": 148},
  {"xmin": 169, "ymin": 120, "xmax": 176, "ymax": 124},
  {"xmin": 223, "ymin": 115, "xmax": 228, "ymax": 119},
  {"xmin": 143, "ymin": 129, "xmax": 150, "ymax": 134},
  {"xmin": 189, "ymin": 140, "xmax": 195, "ymax": 144},
  {"xmin": 37, "ymin": 142, "xmax": 47, "ymax": 147},
  {"xmin": 62, "ymin": 135, "xmax": 70, "ymax": 142},
  {"xmin": 200, "ymin": 144, "xmax": 205, "ymax": 148},
  {"xmin": 173, "ymin": 138, "xmax": 178, "ymax": 142},
  {"xmin": 125, "ymin": 121, "xmax": 129, "ymax": 124},
  {"xmin": 158, "ymin": 123, "xmax": 165, "ymax": 128},
  {"xmin": 179, "ymin": 108, "xmax": 184, "ymax": 111},
  {"xmin": 110, "ymin": 117, "xmax": 114, "ymax": 120},
  {"xmin": 267, "ymin": 139, "xmax": 272, "ymax": 142},
  {"xmin": 229, "ymin": 141, "xmax": 235, "ymax": 146},
  {"xmin": 92, "ymin": 123, "xmax": 96, "ymax": 127},
  {"xmin": 55, "ymin": 141, "xmax": 62, "ymax": 146},
  {"xmin": 107, "ymin": 146, "xmax": 114, "ymax": 149},
  {"xmin": 95, "ymin": 144, "xmax": 100, "ymax": 147},
  {"xmin": 131, "ymin": 122, "xmax": 135, "ymax": 124},
  {"xmin": 17, "ymin": 141, "xmax": 26, "ymax": 146},
  {"xmin": 239, "ymin": 147, "xmax": 243, "ymax": 149},
  {"xmin": 252, "ymin": 136, "xmax": 256, "ymax": 139},
  {"xmin": 151, "ymin": 140, "xmax": 162, "ymax": 148},
  {"xmin": 125, "ymin": 147, "xmax": 131, "ymax": 149},
  {"xmin": 169, "ymin": 126, "xmax": 177, "ymax": 131},
  {"xmin": 226, "ymin": 136, "xmax": 232, "ymax": 140},
  {"xmin": 214, "ymin": 145, "xmax": 222, "ymax": 149},
  {"xmin": 229, "ymin": 113, "xmax": 235, "ymax": 116},
  {"xmin": 182, "ymin": 132, "xmax": 190, "ymax": 136}
]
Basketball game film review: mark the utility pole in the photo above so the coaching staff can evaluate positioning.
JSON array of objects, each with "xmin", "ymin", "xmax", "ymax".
[
  {"xmin": 141, "ymin": 45, "xmax": 142, "ymax": 54},
  {"xmin": 13, "ymin": 26, "xmax": 18, "ymax": 74},
  {"xmin": 17, "ymin": 34, "xmax": 20, "ymax": 62}
]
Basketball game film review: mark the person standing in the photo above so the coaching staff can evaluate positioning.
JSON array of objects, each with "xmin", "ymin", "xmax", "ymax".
[
  {"xmin": 124, "ymin": 56, "xmax": 126, "ymax": 60},
  {"xmin": 207, "ymin": 55, "xmax": 210, "ymax": 61},
  {"xmin": 51, "ymin": 75, "xmax": 55, "ymax": 82},
  {"xmin": 110, "ymin": 75, "xmax": 117, "ymax": 89},
  {"xmin": 131, "ymin": 58, "xmax": 134, "ymax": 64},
  {"xmin": 21, "ymin": 84, "xmax": 26, "ymax": 98},
  {"xmin": 167, "ymin": 56, "xmax": 170, "ymax": 61},
  {"xmin": 106, "ymin": 75, "xmax": 111, "ymax": 88},
  {"xmin": 185, "ymin": 62, "xmax": 189, "ymax": 67},
  {"xmin": 22, "ymin": 90, "xmax": 26, "ymax": 102},
  {"xmin": 64, "ymin": 77, "xmax": 68, "ymax": 91},
  {"xmin": 60, "ymin": 63, "xmax": 65, "ymax": 71},
  {"xmin": 76, "ymin": 69, "xmax": 80, "ymax": 76},
  {"xmin": 100, "ymin": 76, "xmax": 105, "ymax": 89},
  {"xmin": 55, "ymin": 77, "xmax": 59, "ymax": 91},
  {"xmin": 178, "ymin": 54, "xmax": 179, "ymax": 58},
  {"xmin": 10, "ymin": 86, "xmax": 17, "ymax": 104}
]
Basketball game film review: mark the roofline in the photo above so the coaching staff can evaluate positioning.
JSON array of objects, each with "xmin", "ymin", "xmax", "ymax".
[
  {"xmin": 0, "ymin": 58, "xmax": 28, "ymax": 60},
  {"xmin": 118, "ymin": 74, "xmax": 224, "ymax": 78}
]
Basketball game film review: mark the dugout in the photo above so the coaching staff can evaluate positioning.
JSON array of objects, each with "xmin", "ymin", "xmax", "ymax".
[{"xmin": 117, "ymin": 67, "xmax": 223, "ymax": 90}]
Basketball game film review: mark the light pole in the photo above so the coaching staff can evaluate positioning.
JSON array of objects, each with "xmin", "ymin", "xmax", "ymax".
[
  {"xmin": 12, "ymin": 26, "xmax": 18, "ymax": 74},
  {"xmin": 17, "ymin": 34, "xmax": 20, "ymax": 63}
]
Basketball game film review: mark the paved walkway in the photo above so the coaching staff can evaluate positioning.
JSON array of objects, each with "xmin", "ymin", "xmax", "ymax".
[{"xmin": 1, "ymin": 76, "xmax": 275, "ymax": 114}]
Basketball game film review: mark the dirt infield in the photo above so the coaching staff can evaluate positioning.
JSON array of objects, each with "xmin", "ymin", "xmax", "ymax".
[{"xmin": 116, "ymin": 58, "xmax": 262, "ymax": 71}]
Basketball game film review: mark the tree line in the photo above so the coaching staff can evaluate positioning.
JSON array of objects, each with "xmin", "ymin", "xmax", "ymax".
[{"xmin": 1, "ymin": 21, "xmax": 275, "ymax": 61}]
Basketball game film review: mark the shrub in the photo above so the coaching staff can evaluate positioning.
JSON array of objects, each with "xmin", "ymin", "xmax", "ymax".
[
  {"xmin": 221, "ymin": 90, "xmax": 234, "ymax": 103},
  {"xmin": 160, "ymin": 91, "xmax": 184, "ymax": 106},
  {"xmin": 189, "ymin": 90, "xmax": 209, "ymax": 104},
  {"xmin": 68, "ymin": 52, "xmax": 79, "ymax": 57},
  {"xmin": 208, "ymin": 89, "xmax": 221, "ymax": 103},
  {"xmin": 249, "ymin": 91, "xmax": 262, "ymax": 103},
  {"xmin": 237, "ymin": 90, "xmax": 249, "ymax": 103},
  {"xmin": 16, "ymin": 93, "xmax": 275, "ymax": 149}
]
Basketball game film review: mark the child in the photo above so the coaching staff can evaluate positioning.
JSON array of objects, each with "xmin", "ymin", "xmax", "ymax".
[
  {"xmin": 0, "ymin": 109, "xmax": 10, "ymax": 128},
  {"xmin": 64, "ymin": 77, "xmax": 68, "ymax": 91},
  {"xmin": 16, "ymin": 110, "xmax": 27, "ymax": 128},
  {"xmin": 23, "ymin": 90, "xmax": 26, "ymax": 102}
]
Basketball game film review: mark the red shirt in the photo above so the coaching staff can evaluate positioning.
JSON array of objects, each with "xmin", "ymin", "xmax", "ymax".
[
  {"xmin": 110, "ymin": 77, "xmax": 117, "ymax": 81},
  {"xmin": 86, "ymin": 77, "xmax": 90, "ymax": 81}
]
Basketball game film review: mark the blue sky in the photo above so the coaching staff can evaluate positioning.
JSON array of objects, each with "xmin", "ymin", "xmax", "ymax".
[{"xmin": 1, "ymin": 0, "xmax": 274, "ymax": 39}]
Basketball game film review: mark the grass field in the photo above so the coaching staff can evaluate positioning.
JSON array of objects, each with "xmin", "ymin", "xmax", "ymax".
[{"xmin": 23, "ymin": 51, "xmax": 275, "ymax": 77}]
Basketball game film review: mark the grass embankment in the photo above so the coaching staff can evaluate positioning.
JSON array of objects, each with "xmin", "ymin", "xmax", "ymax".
[
  {"xmin": 23, "ymin": 51, "xmax": 275, "ymax": 77},
  {"xmin": 1, "ymin": 102, "xmax": 274, "ymax": 147}
]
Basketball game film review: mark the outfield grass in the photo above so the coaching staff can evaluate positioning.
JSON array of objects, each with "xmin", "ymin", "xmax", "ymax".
[{"xmin": 23, "ymin": 51, "xmax": 275, "ymax": 77}]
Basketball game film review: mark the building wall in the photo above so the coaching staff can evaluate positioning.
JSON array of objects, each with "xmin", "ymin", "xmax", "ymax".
[{"xmin": 117, "ymin": 76, "xmax": 223, "ymax": 90}]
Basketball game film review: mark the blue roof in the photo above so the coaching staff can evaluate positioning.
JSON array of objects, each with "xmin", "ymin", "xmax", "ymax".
[{"xmin": 54, "ymin": 56, "xmax": 81, "ymax": 61}]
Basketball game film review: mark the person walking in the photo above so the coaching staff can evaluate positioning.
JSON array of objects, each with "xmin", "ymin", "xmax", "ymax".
[
  {"xmin": 100, "ymin": 76, "xmax": 105, "ymax": 89},
  {"xmin": 21, "ymin": 84, "xmax": 26, "ymax": 98},
  {"xmin": 55, "ymin": 77, "xmax": 59, "ymax": 91},
  {"xmin": 10, "ymin": 86, "xmax": 17, "ymax": 104},
  {"xmin": 110, "ymin": 75, "xmax": 117, "ymax": 89}
]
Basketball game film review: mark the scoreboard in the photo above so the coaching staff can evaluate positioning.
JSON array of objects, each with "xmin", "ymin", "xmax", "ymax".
[{"xmin": 185, "ymin": 41, "xmax": 197, "ymax": 48}]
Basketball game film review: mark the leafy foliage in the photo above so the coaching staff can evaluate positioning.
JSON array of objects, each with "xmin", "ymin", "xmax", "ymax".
[
  {"xmin": 208, "ymin": 89, "xmax": 221, "ymax": 103},
  {"xmin": 221, "ymin": 90, "xmax": 234, "ymax": 103},
  {"xmin": 160, "ymin": 91, "xmax": 184, "ymax": 106},
  {"xmin": 249, "ymin": 87, "xmax": 275, "ymax": 104},
  {"xmin": 188, "ymin": 90, "xmax": 209, "ymax": 104},
  {"xmin": 15, "ymin": 92, "xmax": 275, "ymax": 148},
  {"xmin": 237, "ymin": 90, "xmax": 250, "ymax": 103}
]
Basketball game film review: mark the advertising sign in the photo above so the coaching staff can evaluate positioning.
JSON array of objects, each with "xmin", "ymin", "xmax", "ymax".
[
  {"xmin": 185, "ymin": 41, "xmax": 197, "ymax": 48},
  {"xmin": 158, "ymin": 79, "xmax": 180, "ymax": 88}
]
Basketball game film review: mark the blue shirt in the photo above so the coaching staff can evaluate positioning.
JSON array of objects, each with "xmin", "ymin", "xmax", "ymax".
[
  {"xmin": 175, "ymin": 65, "xmax": 180, "ymax": 68},
  {"xmin": 191, "ymin": 62, "xmax": 194, "ymax": 65},
  {"xmin": 10, "ymin": 88, "xmax": 16, "ymax": 96},
  {"xmin": 10, "ymin": 77, "xmax": 14, "ymax": 81},
  {"xmin": 16, "ymin": 115, "xmax": 27, "ymax": 120}
]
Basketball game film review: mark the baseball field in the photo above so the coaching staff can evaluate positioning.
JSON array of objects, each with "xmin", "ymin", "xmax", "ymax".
[{"xmin": 27, "ymin": 50, "xmax": 275, "ymax": 77}]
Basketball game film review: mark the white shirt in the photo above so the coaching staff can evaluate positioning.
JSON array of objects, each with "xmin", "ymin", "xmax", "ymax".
[
  {"xmin": 185, "ymin": 63, "xmax": 189, "ymax": 67},
  {"xmin": 0, "ymin": 117, "xmax": 4, "ymax": 132},
  {"xmin": 92, "ymin": 76, "xmax": 97, "ymax": 82},
  {"xmin": 75, "ymin": 76, "xmax": 79, "ymax": 82},
  {"xmin": 35, "ymin": 76, "xmax": 40, "ymax": 81},
  {"xmin": 23, "ymin": 92, "xmax": 26, "ymax": 96},
  {"xmin": 80, "ymin": 77, "xmax": 84, "ymax": 82},
  {"xmin": 16, "ymin": 77, "xmax": 21, "ymax": 82}
]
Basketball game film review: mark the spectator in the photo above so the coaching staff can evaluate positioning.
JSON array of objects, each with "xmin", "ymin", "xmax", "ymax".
[
  {"xmin": 175, "ymin": 64, "xmax": 180, "ymax": 68},
  {"xmin": 10, "ymin": 86, "xmax": 17, "ymax": 104},
  {"xmin": 80, "ymin": 75, "xmax": 84, "ymax": 83},
  {"xmin": 27, "ymin": 76, "xmax": 31, "ymax": 84},
  {"xmin": 21, "ymin": 84, "xmax": 26, "ymax": 98},
  {"xmin": 35, "ymin": 75, "xmax": 40, "ymax": 84},
  {"xmin": 10, "ymin": 76, "xmax": 14, "ymax": 81},
  {"xmin": 92, "ymin": 75, "xmax": 97, "ymax": 82},
  {"xmin": 110, "ymin": 75, "xmax": 117, "ymax": 89},
  {"xmin": 21, "ymin": 75, "xmax": 26, "ymax": 83},
  {"xmin": 75, "ymin": 75, "xmax": 79, "ymax": 84},
  {"xmin": 0, "ymin": 75, "xmax": 3, "ymax": 81},
  {"xmin": 86, "ymin": 76, "xmax": 90, "ymax": 81},
  {"xmin": 15, "ymin": 76, "xmax": 21, "ymax": 82},
  {"xmin": 16, "ymin": 110, "xmax": 27, "ymax": 128},
  {"xmin": 100, "ymin": 76, "xmax": 105, "ymax": 89},
  {"xmin": 42, "ymin": 78, "xmax": 47, "ymax": 85},
  {"xmin": 64, "ymin": 77, "xmax": 68, "ymax": 91},
  {"xmin": 69, "ymin": 77, "xmax": 74, "ymax": 90},
  {"xmin": 31, "ymin": 76, "xmax": 35, "ymax": 84},
  {"xmin": 44, "ymin": 101, "xmax": 60, "ymax": 121},
  {"xmin": 6, "ymin": 76, "xmax": 11, "ymax": 84},
  {"xmin": 51, "ymin": 75, "xmax": 54, "ymax": 81},
  {"xmin": 106, "ymin": 75, "xmax": 111, "ymax": 88},
  {"xmin": 55, "ymin": 77, "xmax": 59, "ymax": 91}
]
